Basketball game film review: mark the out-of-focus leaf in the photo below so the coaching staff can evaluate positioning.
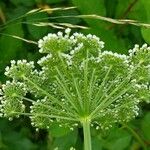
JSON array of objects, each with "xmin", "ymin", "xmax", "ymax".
[
  {"xmin": 26, "ymin": 13, "xmax": 48, "ymax": 39},
  {"xmin": 51, "ymin": 129, "xmax": 78, "ymax": 150},
  {"xmin": 100, "ymin": 128, "xmax": 132, "ymax": 150},
  {"xmin": 92, "ymin": 137, "xmax": 103, "ymax": 150},
  {"xmin": 10, "ymin": 0, "xmax": 35, "ymax": 7},
  {"xmin": 105, "ymin": 0, "xmax": 117, "ymax": 18},
  {"xmin": 115, "ymin": 0, "xmax": 148, "ymax": 46},
  {"xmin": 141, "ymin": 28, "xmax": 150, "ymax": 44},
  {"xmin": 35, "ymin": 0, "xmax": 42, "ymax": 3},
  {"xmin": 49, "ymin": 123, "xmax": 72, "ymax": 138},
  {"xmin": 141, "ymin": 112, "xmax": 150, "ymax": 140},
  {"xmin": 46, "ymin": 0, "xmax": 66, "ymax": 4},
  {"xmin": 0, "ymin": 119, "xmax": 37, "ymax": 150},
  {"xmin": 71, "ymin": 0, "xmax": 106, "ymax": 27},
  {"xmin": 116, "ymin": 0, "xmax": 150, "ymax": 45},
  {"xmin": 138, "ymin": 0, "xmax": 150, "ymax": 19},
  {"xmin": 128, "ymin": 1, "xmax": 147, "ymax": 21},
  {"xmin": 3, "ymin": 131, "xmax": 37, "ymax": 150},
  {"xmin": 140, "ymin": 0, "xmax": 150, "ymax": 44},
  {"xmin": 0, "ymin": 23, "xmax": 23, "ymax": 73},
  {"xmin": 54, "ymin": 8, "xmax": 81, "ymax": 24},
  {"xmin": 75, "ymin": 133, "xmax": 83, "ymax": 150},
  {"xmin": 71, "ymin": 0, "xmax": 106, "ymax": 16},
  {"xmin": 116, "ymin": 0, "xmax": 147, "ymax": 21},
  {"xmin": 115, "ymin": 0, "xmax": 131, "ymax": 18},
  {"xmin": 129, "ymin": 26, "xmax": 143, "ymax": 45}
]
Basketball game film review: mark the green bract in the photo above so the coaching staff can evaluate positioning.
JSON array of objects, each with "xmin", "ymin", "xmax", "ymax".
[{"xmin": 0, "ymin": 29, "xmax": 150, "ymax": 149}]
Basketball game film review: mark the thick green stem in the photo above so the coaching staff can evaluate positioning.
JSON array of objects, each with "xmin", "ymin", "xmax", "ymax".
[{"xmin": 82, "ymin": 117, "xmax": 92, "ymax": 150}]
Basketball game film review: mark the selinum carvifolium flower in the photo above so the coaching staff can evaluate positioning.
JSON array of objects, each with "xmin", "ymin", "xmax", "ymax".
[{"xmin": 0, "ymin": 28, "xmax": 150, "ymax": 150}]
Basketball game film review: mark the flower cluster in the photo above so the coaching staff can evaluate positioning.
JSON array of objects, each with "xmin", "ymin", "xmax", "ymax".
[
  {"xmin": 0, "ymin": 81, "xmax": 27, "ymax": 120},
  {"xmin": 0, "ymin": 29, "xmax": 150, "ymax": 131}
]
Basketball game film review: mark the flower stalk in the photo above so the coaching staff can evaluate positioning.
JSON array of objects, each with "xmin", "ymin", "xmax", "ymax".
[{"xmin": 81, "ymin": 117, "xmax": 92, "ymax": 150}]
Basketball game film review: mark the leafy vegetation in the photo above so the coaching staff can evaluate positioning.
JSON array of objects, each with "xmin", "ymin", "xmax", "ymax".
[{"xmin": 0, "ymin": 0, "xmax": 150, "ymax": 150}]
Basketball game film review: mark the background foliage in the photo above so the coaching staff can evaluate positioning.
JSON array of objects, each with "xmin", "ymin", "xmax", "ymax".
[{"xmin": 0, "ymin": 0, "xmax": 150, "ymax": 149}]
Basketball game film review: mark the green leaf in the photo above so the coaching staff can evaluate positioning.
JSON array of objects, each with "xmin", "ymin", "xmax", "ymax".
[
  {"xmin": 115, "ymin": 0, "xmax": 147, "ymax": 21},
  {"xmin": 46, "ymin": 0, "xmax": 66, "ymax": 4},
  {"xmin": 71, "ymin": 0, "xmax": 106, "ymax": 27},
  {"xmin": 141, "ymin": 28, "xmax": 150, "ymax": 44},
  {"xmin": 71, "ymin": 0, "xmax": 106, "ymax": 16},
  {"xmin": 10, "ymin": 0, "xmax": 35, "ymax": 7},
  {"xmin": 105, "ymin": 0, "xmax": 117, "ymax": 18},
  {"xmin": 140, "ymin": 0, "xmax": 150, "ymax": 44},
  {"xmin": 141, "ymin": 112, "xmax": 150, "ymax": 140},
  {"xmin": 51, "ymin": 129, "xmax": 78, "ymax": 150},
  {"xmin": 3, "ymin": 131, "xmax": 37, "ymax": 150},
  {"xmin": 54, "ymin": 9, "xmax": 81, "ymax": 25},
  {"xmin": 0, "ymin": 119, "xmax": 37, "ymax": 150},
  {"xmin": 26, "ymin": 13, "xmax": 48, "ymax": 39},
  {"xmin": 92, "ymin": 137, "xmax": 103, "ymax": 150},
  {"xmin": 102, "ymin": 128, "xmax": 132, "ymax": 150},
  {"xmin": 115, "ymin": 0, "xmax": 130, "ymax": 18},
  {"xmin": 140, "ymin": 0, "xmax": 150, "ymax": 19},
  {"xmin": 0, "ymin": 23, "xmax": 23, "ymax": 73},
  {"xmin": 49, "ymin": 123, "xmax": 72, "ymax": 137}
]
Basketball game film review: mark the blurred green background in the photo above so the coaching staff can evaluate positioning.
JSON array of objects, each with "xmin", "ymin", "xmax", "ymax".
[{"xmin": 0, "ymin": 0, "xmax": 150, "ymax": 150}]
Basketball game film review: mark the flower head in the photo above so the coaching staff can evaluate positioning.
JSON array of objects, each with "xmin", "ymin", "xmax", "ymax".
[{"xmin": 0, "ymin": 29, "xmax": 150, "ymax": 131}]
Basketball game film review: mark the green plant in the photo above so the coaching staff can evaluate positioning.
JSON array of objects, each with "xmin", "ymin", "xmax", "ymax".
[{"xmin": 0, "ymin": 29, "xmax": 150, "ymax": 150}]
